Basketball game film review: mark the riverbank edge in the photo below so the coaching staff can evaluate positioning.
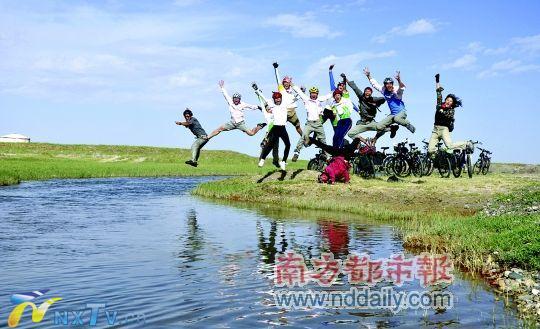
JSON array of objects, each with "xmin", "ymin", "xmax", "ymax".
[{"xmin": 192, "ymin": 175, "xmax": 540, "ymax": 323}]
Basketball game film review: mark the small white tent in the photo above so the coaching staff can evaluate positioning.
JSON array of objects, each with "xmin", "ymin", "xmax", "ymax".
[{"xmin": 0, "ymin": 134, "xmax": 31, "ymax": 143}]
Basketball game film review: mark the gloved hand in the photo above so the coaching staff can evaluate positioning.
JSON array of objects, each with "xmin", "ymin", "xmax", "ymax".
[{"xmin": 272, "ymin": 62, "xmax": 279, "ymax": 68}]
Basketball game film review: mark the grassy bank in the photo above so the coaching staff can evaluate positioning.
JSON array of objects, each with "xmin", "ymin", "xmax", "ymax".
[
  {"xmin": 193, "ymin": 169, "xmax": 540, "ymax": 271},
  {"xmin": 0, "ymin": 142, "xmax": 306, "ymax": 185}
]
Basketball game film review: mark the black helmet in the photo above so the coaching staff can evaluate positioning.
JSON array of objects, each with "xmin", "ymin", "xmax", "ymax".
[
  {"xmin": 183, "ymin": 109, "xmax": 193, "ymax": 116},
  {"xmin": 383, "ymin": 77, "xmax": 394, "ymax": 85}
]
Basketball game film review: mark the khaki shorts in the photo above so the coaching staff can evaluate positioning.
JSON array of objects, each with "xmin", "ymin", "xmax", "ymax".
[
  {"xmin": 222, "ymin": 120, "xmax": 249, "ymax": 132},
  {"xmin": 287, "ymin": 109, "xmax": 301, "ymax": 128}
]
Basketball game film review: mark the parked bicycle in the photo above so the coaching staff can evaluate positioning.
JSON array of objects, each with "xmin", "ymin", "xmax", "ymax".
[
  {"xmin": 432, "ymin": 142, "xmax": 453, "ymax": 178},
  {"xmin": 307, "ymin": 149, "xmax": 327, "ymax": 172},
  {"xmin": 390, "ymin": 140, "xmax": 424, "ymax": 178},
  {"xmin": 352, "ymin": 143, "xmax": 377, "ymax": 179},
  {"xmin": 420, "ymin": 140, "xmax": 435, "ymax": 176},
  {"xmin": 474, "ymin": 145, "xmax": 492, "ymax": 175},
  {"xmin": 449, "ymin": 141, "xmax": 478, "ymax": 178}
]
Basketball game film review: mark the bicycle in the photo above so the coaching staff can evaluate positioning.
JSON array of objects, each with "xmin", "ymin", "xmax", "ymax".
[
  {"xmin": 307, "ymin": 149, "xmax": 328, "ymax": 172},
  {"xmin": 474, "ymin": 146, "xmax": 492, "ymax": 175},
  {"xmin": 352, "ymin": 143, "xmax": 376, "ymax": 179},
  {"xmin": 420, "ymin": 140, "xmax": 434, "ymax": 176},
  {"xmin": 432, "ymin": 142, "xmax": 452, "ymax": 178},
  {"xmin": 390, "ymin": 140, "xmax": 424, "ymax": 178},
  {"xmin": 450, "ymin": 141, "xmax": 478, "ymax": 179}
]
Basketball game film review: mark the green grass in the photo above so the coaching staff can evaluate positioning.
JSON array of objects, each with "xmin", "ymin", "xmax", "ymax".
[
  {"xmin": 194, "ymin": 170, "xmax": 540, "ymax": 271},
  {"xmin": 0, "ymin": 142, "xmax": 306, "ymax": 185}
]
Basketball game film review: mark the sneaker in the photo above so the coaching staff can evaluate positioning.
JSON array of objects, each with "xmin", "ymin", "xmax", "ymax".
[
  {"xmin": 257, "ymin": 123, "xmax": 267, "ymax": 129},
  {"xmin": 279, "ymin": 161, "xmax": 287, "ymax": 170},
  {"xmin": 185, "ymin": 160, "xmax": 198, "ymax": 167},
  {"xmin": 292, "ymin": 153, "xmax": 299, "ymax": 162},
  {"xmin": 258, "ymin": 159, "xmax": 265, "ymax": 167},
  {"xmin": 390, "ymin": 125, "xmax": 399, "ymax": 138}
]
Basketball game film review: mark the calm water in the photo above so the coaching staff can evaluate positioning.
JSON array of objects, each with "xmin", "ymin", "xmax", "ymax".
[{"xmin": 0, "ymin": 177, "xmax": 522, "ymax": 328}]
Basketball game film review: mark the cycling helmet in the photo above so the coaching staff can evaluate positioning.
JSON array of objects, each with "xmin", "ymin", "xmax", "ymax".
[
  {"xmin": 272, "ymin": 91, "xmax": 282, "ymax": 99},
  {"xmin": 232, "ymin": 92, "xmax": 241, "ymax": 99},
  {"xmin": 282, "ymin": 76, "xmax": 292, "ymax": 83},
  {"xmin": 383, "ymin": 77, "xmax": 394, "ymax": 84},
  {"xmin": 333, "ymin": 89, "xmax": 343, "ymax": 97},
  {"xmin": 309, "ymin": 86, "xmax": 319, "ymax": 93}
]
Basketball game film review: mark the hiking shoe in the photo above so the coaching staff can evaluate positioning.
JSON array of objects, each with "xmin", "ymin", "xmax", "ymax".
[
  {"xmin": 257, "ymin": 123, "xmax": 267, "ymax": 129},
  {"xmin": 258, "ymin": 159, "xmax": 265, "ymax": 167},
  {"xmin": 279, "ymin": 161, "xmax": 287, "ymax": 170},
  {"xmin": 185, "ymin": 160, "xmax": 198, "ymax": 167},
  {"xmin": 292, "ymin": 153, "xmax": 299, "ymax": 162},
  {"xmin": 390, "ymin": 125, "xmax": 399, "ymax": 138}
]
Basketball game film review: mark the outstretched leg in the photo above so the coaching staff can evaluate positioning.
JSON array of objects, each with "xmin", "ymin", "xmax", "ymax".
[
  {"xmin": 206, "ymin": 125, "xmax": 226, "ymax": 140},
  {"xmin": 393, "ymin": 111, "xmax": 416, "ymax": 133}
]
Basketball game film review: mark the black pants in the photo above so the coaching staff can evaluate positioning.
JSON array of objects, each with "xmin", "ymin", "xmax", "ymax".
[
  {"xmin": 260, "ymin": 125, "xmax": 290, "ymax": 162},
  {"xmin": 259, "ymin": 129, "xmax": 280, "ymax": 163}
]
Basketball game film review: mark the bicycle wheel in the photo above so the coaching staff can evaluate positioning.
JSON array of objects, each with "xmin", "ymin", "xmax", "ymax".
[
  {"xmin": 308, "ymin": 158, "xmax": 324, "ymax": 172},
  {"xmin": 481, "ymin": 159, "xmax": 491, "ymax": 175},
  {"xmin": 437, "ymin": 154, "xmax": 451, "ymax": 178},
  {"xmin": 382, "ymin": 155, "xmax": 395, "ymax": 176},
  {"xmin": 411, "ymin": 155, "xmax": 424, "ymax": 177},
  {"xmin": 474, "ymin": 159, "xmax": 482, "ymax": 175},
  {"xmin": 451, "ymin": 154, "xmax": 462, "ymax": 178},
  {"xmin": 357, "ymin": 155, "xmax": 375, "ymax": 179},
  {"xmin": 393, "ymin": 157, "xmax": 410, "ymax": 178},
  {"xmin": 466, "ymin": 154, "xmax": 473, "ymax": 178}
]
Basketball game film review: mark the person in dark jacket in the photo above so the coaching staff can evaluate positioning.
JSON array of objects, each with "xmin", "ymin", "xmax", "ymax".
[
  {"xmin": 343, "ymin": 73, "xmax": 399, "ymax": 143},
  {"xmin": 427, "ymin": 74, "xmax": 471, "ymax": 154},
  {"xmin": 175, "ymin": 108, "xmax": 208, "ymax": 167}
]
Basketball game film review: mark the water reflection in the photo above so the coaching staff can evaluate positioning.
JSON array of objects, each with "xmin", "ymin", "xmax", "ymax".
[{"xmin": 0, "ymin": 177, "xmax": 525, "ymax": 328}]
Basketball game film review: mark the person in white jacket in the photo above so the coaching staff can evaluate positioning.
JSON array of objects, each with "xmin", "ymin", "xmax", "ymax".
[
  {"xmin": 272, "ymin": 62, "xmax": 303, "ymax": 136},
  {"xmin": 258, "ymin": 91, "xmax": 291, "ymax": 170},
  {"xmin": 291, "ymin": 85, "xmax": 331, "ymax": 161},
  {"xmin": 206, "ymin": 80, "xmax": 266, "ymax": 140},
  {"xmin": 252, "ymin": 82, "xmax": 280, "ymax": 168}
]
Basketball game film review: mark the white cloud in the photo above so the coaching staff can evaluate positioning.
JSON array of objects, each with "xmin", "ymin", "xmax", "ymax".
[
  {"xmin": 511, "ymin": 34, "xmax": 540, "ymax": 54},
  {"xmin": 265, "ymin": 13, "xmax": 341, "ymax": 39},
  {"xmin": 173, "ymin": 0, "xmax": 204, "ymax": 7},
  {"xmin": 477, "ymin": 59, "xmax": 540, "ymax": 78},
  {"xmin": 441, "ymin": 54, "xmax": 477, "ymax": 70},
  {"xmin": 304, "ymin": 50, "xmax": 397, "ymax": 80},
  {"xmin": 372, "ymin": 19, "xmax": 437, "ymax": 43}
]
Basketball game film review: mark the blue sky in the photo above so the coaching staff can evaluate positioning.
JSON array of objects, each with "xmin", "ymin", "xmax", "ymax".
[{"xmin": 1, "ymin": 0, "xmax": 539, "ymax": 163}]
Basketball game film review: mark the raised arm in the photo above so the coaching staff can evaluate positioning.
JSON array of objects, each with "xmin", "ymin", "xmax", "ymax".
[
  {"xmin": 364, "ymin": 67, "xmax": 383, "ymax": 93},
  {"xmin": 328, "ymin": 64, "xmax": 336, "ymax": 91},
  {"xmin": 273, "ymin": 62, "xmax": 281, "ymax": 88},
  {"xmin": 347, "ymin": 79, "xmax": 363, "ymax": 100},
  {"xmin": 292, "ymin": 85, "xmax": 309, "ymax": 102},
  {"xmin": 395, "ymin": 70, "xmax": 406, "ymax": 97},
  {"xmin": 219, "ymin": 80, "xmax": 233, "ymax": 106}
]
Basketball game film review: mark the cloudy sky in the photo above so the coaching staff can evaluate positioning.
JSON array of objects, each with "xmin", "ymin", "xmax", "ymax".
[{"xmin": 1, "ymin": 0, "xmax": 539, "ymax": 163}]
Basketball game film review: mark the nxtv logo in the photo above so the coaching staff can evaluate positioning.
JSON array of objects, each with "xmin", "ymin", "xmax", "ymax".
[{"xmin": 8, "ymin": 289, "xmax": 62, "ymax": 327}]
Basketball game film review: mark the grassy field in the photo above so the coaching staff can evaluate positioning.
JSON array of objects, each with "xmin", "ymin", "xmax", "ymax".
[
  {"xmin": 0, "ymin": 142, "xmax": 306, "ymax": 185},
  {"xmin": 193, "ymin": 168, "xmax": 540, "ymax": 272}
]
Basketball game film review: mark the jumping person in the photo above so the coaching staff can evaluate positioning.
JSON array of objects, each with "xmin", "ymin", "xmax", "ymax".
[
  {"xmin": 272, "ymin": 62, "xmax": 303, "ymax": 136},
  {"xmin": 259, "ymin": 91, "xmax": 291, "ymax": 170},
  {"xmin": 206, "ymin": 80, "xmax": 266, "ymax": 140},
  {"xmin": 363, "ymin": 67, "xmax": 416, "ymax": 134},
  {"xmin": 252, "ymin": 82, "xmax": 280, "ymax": 168},
  {"xmin": 175, "ymin": 108, "xmax": 208, "ymax": 167},
  {"xmin": 328, "ymin": 89, "xmax": 354, "ymax": 148},
  {"xmin": 343, "ymin": 73, "xmax": 399, "ymax": 143},
  {"xmin": 328, "ymin": 64, "xmax": 359, "ymax": 113},
  {"xmin": 427, "ymin": 73, "xmax": 471, "ymax": 154},
  {"xmin": 290, "ymin": 85, "xmax": 331, "ymax": 162}
]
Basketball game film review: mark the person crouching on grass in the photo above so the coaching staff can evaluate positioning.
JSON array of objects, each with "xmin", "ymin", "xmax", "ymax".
[
  {"xmin": 258, "ymin": 91, "xmax": 291, "ymax": 171},
  {"xmin": 175, "ymin": 108, "xmax": 208, "ymax": 167}
]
